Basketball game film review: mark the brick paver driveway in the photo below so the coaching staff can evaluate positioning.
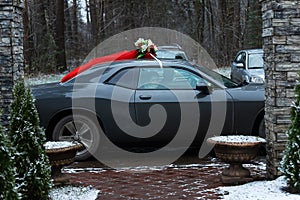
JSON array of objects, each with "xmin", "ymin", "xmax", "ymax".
[{"xmin": 64, "ymin": 156, "xmax": 266, "ymax": 199}]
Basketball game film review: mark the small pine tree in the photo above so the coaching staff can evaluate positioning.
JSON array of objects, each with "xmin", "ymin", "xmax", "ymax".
[
  {"xmin": 9, "ymin": 81, "xmax": 52, "ymax": 199},
  {"xmin": 280, "ymin": 78, "xmax": 300, "ymax": 193},
  {"xmin": 0, "ymin": 110, "xmax": 19, "ymax": 200}
]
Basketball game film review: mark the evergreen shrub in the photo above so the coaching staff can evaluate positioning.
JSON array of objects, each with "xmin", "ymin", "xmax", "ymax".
[
  {"xmin": 0, "ymin": 110, "xmax": 19, "ymax": 199},
  {"xmin": 280, "ymin": 76, "xmax": 300, "ymax": 193},
  {"xmin": 9, "ymin": 81, "xmax": 52, "ymax": 199}
]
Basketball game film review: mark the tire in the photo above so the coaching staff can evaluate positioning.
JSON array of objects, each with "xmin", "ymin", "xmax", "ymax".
[
  {"xmin": 257, "ymin": 119, "xmax": 266, "ymax": 155},
  {"xmin": 52, "ymin": 114, "xmax": 100, "ymax": 161},
  {"xmin": 258, "ymin": 119, "xmax": 265, "ymax": 138}
]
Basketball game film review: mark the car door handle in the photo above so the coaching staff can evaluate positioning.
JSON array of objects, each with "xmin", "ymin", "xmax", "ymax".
[{"xmin": 139, "ymin": 95, "xmax": 152, "ymax": 100}]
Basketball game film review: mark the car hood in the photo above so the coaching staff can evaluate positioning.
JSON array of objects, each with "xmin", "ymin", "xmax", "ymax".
[
  {"xmin": 241, "ymin": 82, "xmax": 264, "ymax": 91},
  {"xmin": 31, "ymin": 82, "xmax": 61, "ymax": 90},
  {"xmin": 226, "ymin": 83, "xmax": 265, "ymax": 101},
  {"xmin": 30, "ymin": 82, "xmax": 68, "ymax": 98},
  {"xmin": 30, "ymin": 82, "xmax": 61, "ymax": 92},
  {"xmin": 30, "ymin": 82, "xmax": 97, "ymax": 100}
]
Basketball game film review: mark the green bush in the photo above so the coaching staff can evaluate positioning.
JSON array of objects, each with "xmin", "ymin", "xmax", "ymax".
[
  {"xmin": 0, "ymin": 111, "xmax": 19, "ymax": 200},
  {"xmin": 280, "ymin": 79, "xmax": 300, "ymax": 193},
  {"xmin": 9, "ymin": 81, "xmax": 52, "ymax": 199}
]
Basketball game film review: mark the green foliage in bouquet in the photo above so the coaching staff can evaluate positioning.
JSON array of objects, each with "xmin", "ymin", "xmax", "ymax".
[
  {"xmin": 0, "ymin": 110, "xmax": 19, "ymax": 200},
  {"xmin": 280, "ymin": 76, "xmax": 300, "ymax": 193},
  {"xmin": 9, "ymin": 81, "xmax": 52, "ymax": 199}
]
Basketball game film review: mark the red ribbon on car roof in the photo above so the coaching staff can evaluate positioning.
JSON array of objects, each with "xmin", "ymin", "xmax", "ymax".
[{"xmin": 61, "ymin": 50, "xmax": 155, "ymax": 83}]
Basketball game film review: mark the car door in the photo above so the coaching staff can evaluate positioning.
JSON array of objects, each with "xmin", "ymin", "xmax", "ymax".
[
  {"xmin": 231, "ymin": 51, "xmax": 248, "ymax": 83},
  {"xmin": 98, "ymin": 67, "xmax": 140, "ymax": 146},
  {"xmin": 134, "ymin": 66, "xmax": 233, "ymax": 149}
]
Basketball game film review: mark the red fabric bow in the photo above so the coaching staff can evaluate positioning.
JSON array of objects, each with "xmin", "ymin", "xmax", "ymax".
[{"xmin": 61, "ymin": 50, "xmax": 147, "ymax": 83}]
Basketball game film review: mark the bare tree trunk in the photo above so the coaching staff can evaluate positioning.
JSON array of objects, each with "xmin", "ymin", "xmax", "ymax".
[
  {"xmin": 99, "ymin": 0, "xmax": 105, "ymax": 38},
  {"xmin": 31, "ymin": 0, "xmax": 56, "ymax": 73},
  {"xmin": 72, "ymin": 0, "xmax": 79, "ymax": 64},
  {"xmin": 194, "ymin": 0, "xmax": 204, "ymax": 43},
  {"xmin": 233, "ymin": 1, "xmax": 242, "ymax": 49},
  {"xmin": 23, "ymin": 0, "xmax": 32, "ymax": 73},
  {"xmin": 85, "ymin": 0, "xmax": 90, "ymax": 24},
  {"xmin": 55, "ymin": 0, "xmax": 67, "ymax": 72},
  {"xmin": 89, "ymin": 0, "xmax": 99, "ymax": 43}
]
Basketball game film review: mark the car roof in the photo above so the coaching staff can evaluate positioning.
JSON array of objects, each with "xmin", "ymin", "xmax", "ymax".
[
  {"xmin": 242, "ymin": 49, "xmax": 263, "ymax": 54},
  {"xmin": 65, "ymin": 58, "xmax": 233, "ymax": 89},
  {"xmin": 66, "ymin": 59, "xmax": 195, "ymax": 84},
  {"xmin": 73, "ymin": 58, "xmax": 195, "ymax": 77},
  {"xmin": 106, "ymin": 59, "xmax": 194, "ymax": 70},
  {"xmin": 157, "ymin": 44, "xmax": 183, "ymax": 51},
  {"xmin": 156, "ymin": 45, "xmax": 188, "ymax": 60}
]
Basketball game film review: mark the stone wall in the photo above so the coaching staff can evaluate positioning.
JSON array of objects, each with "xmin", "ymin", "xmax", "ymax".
[
  {"xmin": 261, "ymin": 0, "xmax": 300, "ymax": 178},
  {"xmin": 0, "ymin": 0, "xmax": 24, "ymax": 126}
]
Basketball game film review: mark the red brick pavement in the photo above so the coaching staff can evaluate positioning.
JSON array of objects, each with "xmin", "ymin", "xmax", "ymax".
[{"xmin": 65, "ymin": 157, "xmax": 266, "ymax": 199}]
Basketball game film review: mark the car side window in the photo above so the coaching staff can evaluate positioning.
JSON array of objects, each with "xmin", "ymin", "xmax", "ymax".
[
  {"xmin": 235, "ymin": 52, "xmax": 246, "ymax": 64},
  {"xmin": 138, "ymin": 67, "xmax": 210, "ymax": 90},
  {"xmin": 107, "ymin": 68, "xmax": 138, "ymax": 89},
  {"xmin": 138, "ymin": 68, "xmax": 161, "ymax": 89},
  {"xmin": 172, "ymin": 68, "xmax": 212, "ymax": 89},
  {"xmin": 248, "ymin": 53, "xmax": 264, "ymax": 69}
]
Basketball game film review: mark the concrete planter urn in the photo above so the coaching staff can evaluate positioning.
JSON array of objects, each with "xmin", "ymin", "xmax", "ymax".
[
  {"xmin": 44, "ymin": 141, "xmax": 83, "ymax": 185},
  {"xmin": 207, "ymin": 135, "xmax": 266, "ymax": 184}
]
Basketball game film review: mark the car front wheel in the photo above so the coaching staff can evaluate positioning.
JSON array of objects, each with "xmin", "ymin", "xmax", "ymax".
[{"xmin": 52, "ymin": 114, "xmax": 100, "ymax": 161}]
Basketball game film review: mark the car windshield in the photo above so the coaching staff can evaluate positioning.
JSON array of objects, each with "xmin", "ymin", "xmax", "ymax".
[
  {"xmin": 156, "ymin": 50, "xmax": 187, "ymax": 60},
  {"xmin": 248, "ymin": 53, "xmax": 264, "ymax": 69},
  {"xmin": 194, "ymin": 65, "xmax": 238, "ymax": 88}
]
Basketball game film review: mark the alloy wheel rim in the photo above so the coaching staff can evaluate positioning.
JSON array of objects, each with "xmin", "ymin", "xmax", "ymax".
[{"xmin": 58, "ymin": 120, "xmax": 94, "ymax": 156}]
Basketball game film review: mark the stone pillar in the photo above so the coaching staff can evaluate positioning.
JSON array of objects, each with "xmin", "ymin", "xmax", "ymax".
[
  {"xmin": 261, "ymin": 0, "xmax": 300, "ymax": 179},
  {"xmin": 0, "ymin": 0, "xmax": 24, "ymax": 126}
]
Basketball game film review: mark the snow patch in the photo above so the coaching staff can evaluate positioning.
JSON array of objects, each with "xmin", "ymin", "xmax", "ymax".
[
  {"xmin": 49, "ymin": 186, "xmax": 99, "ymax": 200},
  {"xmin": 208, "ymin": 135, "xmax": 266, "ymax": 143},
  {"xmin": 44, "ymin": 141, "xmax": 79, "ymax": 150},
  {"xmin": 214, "ymin": 67, "xmax": 231, "ymax": 78},
  {"xmin": 219, "ymin": 176, "xmax": 300, "ymax": 200},
  {"xmin": 25, "ymin": 74, "xmax": 64, "ymax": 86}
]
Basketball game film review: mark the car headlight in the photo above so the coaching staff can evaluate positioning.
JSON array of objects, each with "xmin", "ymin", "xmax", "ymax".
[{"xmin": 251, "ymin": 75, "xmax": 264, "ymax": 83}]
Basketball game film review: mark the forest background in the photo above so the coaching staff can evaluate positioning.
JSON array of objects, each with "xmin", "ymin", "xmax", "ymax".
[{"xmin": 23, "ymin": 0, "xmax": 261, "ymax": 74}]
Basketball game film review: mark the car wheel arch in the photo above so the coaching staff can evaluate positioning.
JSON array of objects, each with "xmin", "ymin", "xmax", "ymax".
[
  {"xmin": 45, "ymin": 108, "xmax": 105, "ymax": 140},
  {"xmin": 252, "ymin": 109, "xmax": 265, "ymax": 138}
]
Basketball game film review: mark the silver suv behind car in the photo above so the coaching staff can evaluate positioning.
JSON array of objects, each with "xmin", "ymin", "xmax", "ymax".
[
  {"xmin": 230, "ymin": 49, "xmax": 264, "ymax": 84},
  {"xmin": 156, "ymin": 45, "xmax": 188, "ymax": 60}
]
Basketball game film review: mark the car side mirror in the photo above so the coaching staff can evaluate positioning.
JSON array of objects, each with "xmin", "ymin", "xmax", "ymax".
[
  {"xmin": 196, "ymin": 82, "xmax": 212, "ymax": 94},
  {"xmin": 236, "ymin": 62, "xmax": 244, "ymax": 68}
]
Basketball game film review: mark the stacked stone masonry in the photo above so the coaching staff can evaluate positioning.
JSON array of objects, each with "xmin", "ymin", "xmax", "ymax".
[
  {"xmin": 261, "ymin": 0, "xmax": 300, "ymax": 178},
  {"xmin": 0, "ymin": 0, "xmax": 23, "ymax": 126}
]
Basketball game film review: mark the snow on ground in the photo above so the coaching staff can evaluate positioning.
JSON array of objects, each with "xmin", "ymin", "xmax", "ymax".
[
  {"xmin": 49, "ymin": 186, "xmax": 99, "ymax": 200},
  {"xmin": 62, "ymin": 161, "xmax": 300, "ymax": 200},
  {"xmin": 208, "ymin": 135, "xmax": 266, "ymax": 143},
  {"xmin": 219, "ymin": 176, "xmax": 300, "ymax": 200},
  {"xmin": 214, "ymin": 67, "xmax": 231, "ymax": 78},
  {"xmin": 25, "ymin": 74, "xmax": 64, "ymax": 86},
  {"xmin": 44, "ymin": 141, "xmax": 80, "ymax": 150}
]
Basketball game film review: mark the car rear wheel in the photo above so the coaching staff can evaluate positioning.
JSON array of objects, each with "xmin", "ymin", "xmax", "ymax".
[
  {"xmin": 258, "ymin": 119, "xmax": 265, "ymax": 138},
  {"xmin": 257, "ymin": 119, "xmax": 266, "ymax": 155},
  {"xmin": 52, "ymin": 114, "xmax": 100, "ymax": 161}
]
